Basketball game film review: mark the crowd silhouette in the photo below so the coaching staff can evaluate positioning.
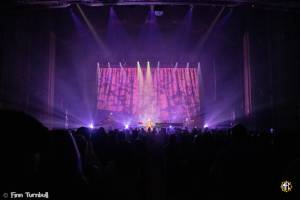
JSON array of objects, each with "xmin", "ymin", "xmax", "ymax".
[{"xmin": 0, "ymin": 110, "xmax": 299, "ymax": 199}]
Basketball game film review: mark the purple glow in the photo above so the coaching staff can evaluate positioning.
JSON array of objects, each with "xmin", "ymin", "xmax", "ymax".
[
  {"xmin": 203, "ymin": 123, "xmax": 209, "ymax": 128},
  {"xmin": 16, "ymin": 6, "xmax": 244, "ymax": 130},
  {"xmin": 89, "ymin": 123, "xmax": 94, "ymax": 129},
  {"xmin": 154, "ymin": 10, "xmax": 163, "ymax": 17}
]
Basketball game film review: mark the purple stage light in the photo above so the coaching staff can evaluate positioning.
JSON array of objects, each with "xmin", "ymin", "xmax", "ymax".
[
  {"xmin": 154, "ymin": 10, "xmax": 163, "ymax": 17},
  {"xmin": 203, "ymin": 123, "xmax": 209, "ymax": 129},
  {"xmin": 89, "ymin": 123, "xmax": 94, "ymax": 129},
  {"xmin": 125, "ymin": 124, "xmax": 129, "ymax": 129},
  {"xmin": 154, "ymin": 5, "xmax": 164, "ymax": 16}
]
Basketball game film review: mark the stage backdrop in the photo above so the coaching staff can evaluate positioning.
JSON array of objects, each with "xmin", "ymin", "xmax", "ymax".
[{"xmin": 97, "ymin": 65, "xmax": 200, "ymax": 123}]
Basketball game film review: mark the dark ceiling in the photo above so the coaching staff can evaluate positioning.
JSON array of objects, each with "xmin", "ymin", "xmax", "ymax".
[{"xmin": 9, "ymin": 1, "xmax": 300, "ymax": 9}]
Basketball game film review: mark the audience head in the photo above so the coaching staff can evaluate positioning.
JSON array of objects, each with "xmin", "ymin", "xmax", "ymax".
[
  {"xmin": 0, "ymin": 110, "xmax": 48, "ymax": 188},
  {"xmin": 231, "ymin": 124, "xmax": 248, "ymax": 142}
]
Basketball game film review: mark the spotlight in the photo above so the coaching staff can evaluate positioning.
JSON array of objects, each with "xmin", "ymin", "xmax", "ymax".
[
  {"xmin": 154, "ymin": 6, "xmax": 164, "ymax": 16},
  {"xmin": 169, "ymin": 125, "xmax": 173, "ymax": 129},
  {"xmin": 203, "ymin": 124, "xmax": 209, "ymax": 129},
  {"xmin": 125, "ymin": 124, "xmax": 129, "ymax": 129},
  {"xmin": 89, "ymin": 123, "xmax": 94, "ymax": 129}
]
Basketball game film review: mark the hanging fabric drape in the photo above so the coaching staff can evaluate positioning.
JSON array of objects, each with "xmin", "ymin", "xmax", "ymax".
[{"xmin": 97, "ymin": 66, "xmax": 200, "ymax": 122}]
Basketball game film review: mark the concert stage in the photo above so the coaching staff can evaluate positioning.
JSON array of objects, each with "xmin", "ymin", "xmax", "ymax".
[
  {"xmin": 93, "ymin": 113, "xmax": 199, "ymax": 130},
  {"xmin": 2, "ymin": 2, "xmax": 298, "ymax": 132}
]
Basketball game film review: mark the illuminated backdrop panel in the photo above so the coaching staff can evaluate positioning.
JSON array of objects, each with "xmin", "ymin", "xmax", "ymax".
[{"xmin": 97, "ymin": 65, "xmax": 200, "ymax": 122}]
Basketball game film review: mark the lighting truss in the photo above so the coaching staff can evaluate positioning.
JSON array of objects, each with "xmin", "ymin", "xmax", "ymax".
[
  {"xmin": 15, "ymin": 0, "xmax": 300, "ymax": 7},
  {"xmin": 12, "ymin": 0, "xmax": 300, "ymax": 10}
]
